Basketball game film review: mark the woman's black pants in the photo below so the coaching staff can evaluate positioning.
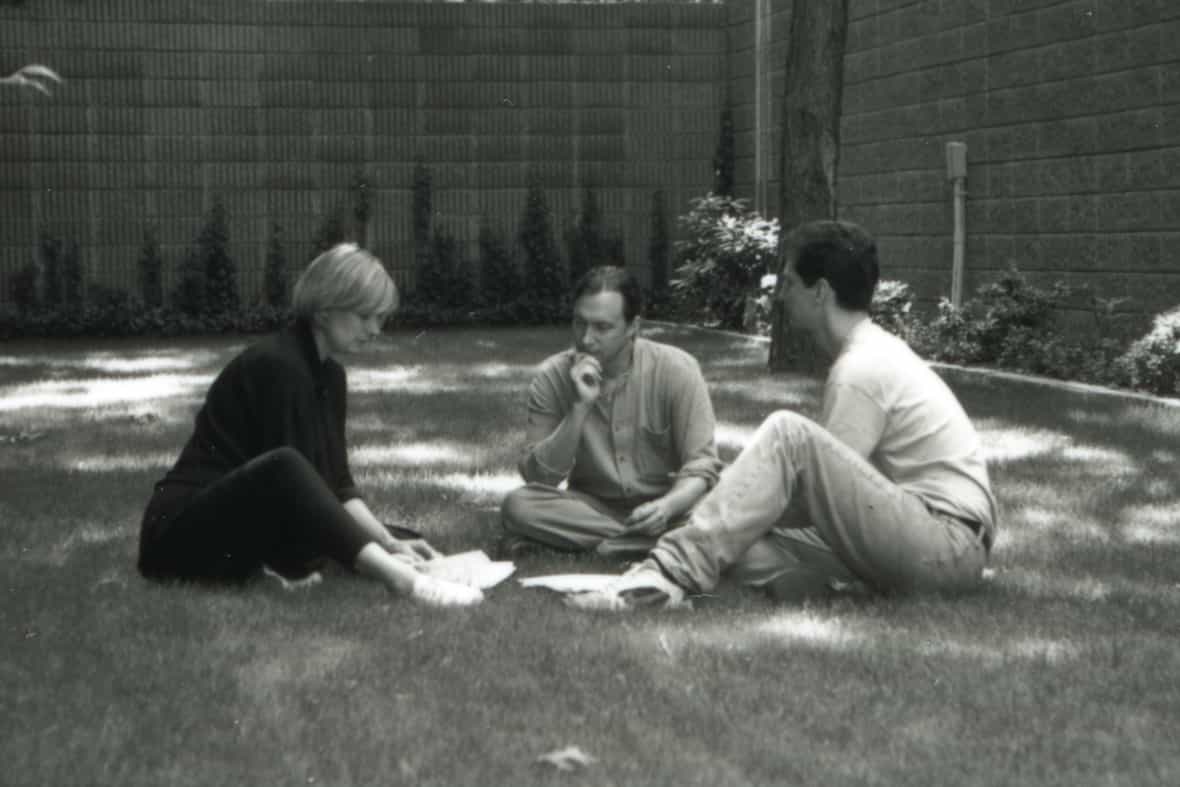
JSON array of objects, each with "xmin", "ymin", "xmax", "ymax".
[{"xmin": 138, "ymin": 447, "xmax": 372, "ymax": 581}]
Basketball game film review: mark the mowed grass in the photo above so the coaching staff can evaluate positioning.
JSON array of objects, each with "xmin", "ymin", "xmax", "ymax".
[{"xmin": 1, "ymin": 324, "xmax": 1178, "ymax": 787}]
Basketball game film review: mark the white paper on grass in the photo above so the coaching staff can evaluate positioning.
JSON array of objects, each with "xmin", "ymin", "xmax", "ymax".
[
  {"xmin": 517, "ymin": 574, "xmax": 622, "ymax": 594},
  {"xmin": 418, "ymin": 550, "xmax": 516, "ymax": 590}
]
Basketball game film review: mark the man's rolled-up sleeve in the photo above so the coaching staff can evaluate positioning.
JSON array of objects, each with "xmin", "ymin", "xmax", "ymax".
[
  {"xmin": 517, "ymin": 369, "xmax": 572, "ymax": 485},
  {"xmin": 669, "ymin": 359, "xmax": 722, "ymax": 489}
]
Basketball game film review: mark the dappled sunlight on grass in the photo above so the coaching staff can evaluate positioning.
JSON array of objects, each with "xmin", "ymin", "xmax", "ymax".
[
  {"xmin": 0, "ymin": 374, "xmax": 212, "ymax": 411},
  {"xmin": 916, "ymin": 636, "xmax": 1081, "ymax": 665},
  {"xmin": 1118, "ymin": 505, "xmax": 1180, "ymax": 544},
  {"xmin": 0, "ymin": 347, "xmax": 233, "ymax": 376},
  {"xmin": 345, "ymin": 366, "xmax": 422, "ymax": 390},
  {"xmin": 56, "ymin": 450, "xmax": 176, "ymax": 474},
  {"xmin": 352, "ymin": 441, "xmax": 487, "ymax": 468},
  {"xmin": 753, "ymin": 609, "xmax": 860, "ymax": 646},
  {"xmin": 356, "ymin": 468, "xmax": 522, "ymax": 506},
  {"xmin": 1058, "ymin": 443, "xmax": 1137, "ymax": 469},
  {"xmin": 637, "ymin": 608, "xmax": 1094, "ymax": 667},
  {"xmin": 976, "ymin": 423, "xmax": 1071, "ymax": 464},
  {"xmin": 464, "ymin": 361, "xmax": 537, "ymax": 380},
  {"xmin": 6, "ymin": 325, "xmax": 1180, "ymax": 787},
  {"xmin": 996, "ymin": 565, "xmax": 1180, "ymax": 604},
  {"xmin": 997, "ymin": 506, "xmax": 1111, "ymax": 548}
]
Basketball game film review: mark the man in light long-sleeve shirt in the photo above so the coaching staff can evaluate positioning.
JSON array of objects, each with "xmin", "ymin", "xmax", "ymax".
[
  {"xmin": 570, "ymin": 221, "xmax": 998, "ymax": 611},
  {"xmin": 500, "ymin": 266, "xmax": 722, "ymax": 557}
]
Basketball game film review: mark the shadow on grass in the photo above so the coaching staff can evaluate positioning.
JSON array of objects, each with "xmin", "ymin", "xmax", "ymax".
[{"xmin": 4, "ymin": 325, "xmax": 1180, "ymax": 786}]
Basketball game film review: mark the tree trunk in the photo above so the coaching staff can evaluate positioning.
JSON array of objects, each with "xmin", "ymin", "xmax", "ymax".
[{"xmin": 768, "ymin": 0, "xmax": 849, "ymax": 373}]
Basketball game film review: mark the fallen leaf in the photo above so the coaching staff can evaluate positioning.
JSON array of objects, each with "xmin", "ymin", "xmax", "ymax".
[{"xmin": 536, "ymin": 745, "xmax": 596, "ymax": 772}]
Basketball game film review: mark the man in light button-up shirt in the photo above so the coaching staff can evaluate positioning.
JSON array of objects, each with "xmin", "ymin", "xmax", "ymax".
[{"xmin": 500, "ymin": 266, "xmax": 722, "ymax": 557}]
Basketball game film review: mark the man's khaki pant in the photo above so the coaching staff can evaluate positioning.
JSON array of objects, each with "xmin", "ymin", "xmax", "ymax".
[
  {"xmin": 500, "ymin": 484, "xmax": 679, "ymax": 557},
  {"xmin": 651, "ymin": 411, "xmax": 990, "ymax": 598}
]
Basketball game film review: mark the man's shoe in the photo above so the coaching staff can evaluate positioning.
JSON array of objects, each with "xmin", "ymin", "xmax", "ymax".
[{"xmin": 564, "ymin": 564, "xmax": 690, "ymax": 612}]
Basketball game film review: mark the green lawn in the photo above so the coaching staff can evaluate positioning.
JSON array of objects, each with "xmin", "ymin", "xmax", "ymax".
[{"xmin": 1, "ymin": 324, "xmax": 1177, "ymax": 787}]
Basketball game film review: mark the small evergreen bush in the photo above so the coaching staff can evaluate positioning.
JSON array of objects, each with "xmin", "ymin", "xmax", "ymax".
[
  {"xmin": 352, "ymin": 169, "xmax": 371, "ymax": 247},
  {"xmin": 61, "ymin": 238, "xmax": 83, "ymax": 308},
  {"xmin": 566, "ymin": 187, "xmax": 623, "ymax": 285},
  {"xmin": 199, "ymin": 198, "xmax": 238, "ymax": 314},
  {"xmin": 312, "ymin": 203, "xmax": 350, "ymax": 253},
  {"xmin": 9, "ymin": 263, "xmax": 39, "ymax": 314},
  {"xmin": 264, "ymin": 223, "xmax": 289, "ymax": 308},
  {"xmin": 138, "ymin": 226, "xmax": 164, "ymax": 309},
  {"xmin": 417, "ymin": 226, "xmax": 472, "ymax": 311},
  {"xmin": 412, "ymin": 160, "xmax": 433, "ymax": 294},
  {"xmin": 478, "ymin": 218, "xmax": 520, "ymax": 310},
  {"xmin": 518, "ymin": 182, "xmax": 566, "ymax": 308},
  {"xmin": 39, "ymin": 228, "xmax": 63, "ymax": 308},
  {"xmin": 648, "ymin": 189, "xmax": 671, "ymax": 313}
]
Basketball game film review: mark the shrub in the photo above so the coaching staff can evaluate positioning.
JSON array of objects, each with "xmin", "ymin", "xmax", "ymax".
[
  {"xmin": 312, "ymin": 203, "xmax": 349, "ymax": 253},
  {"xmin": 648, "ymin": 189, "xmax": 671, "ymax": 311},
  {"xmin": 518, "ymin": 182, "xmax": 565, "ymax": 307},
  {"xmin": 478, "ymin": 218, "xmax": 520, "ymax": 310},
  {"xmin": 566, "ymin": 186, "xmax": 623, "ymax": 285},
  {"xmin": 870, "ymin": 279, "xmax": 915, "ymax": 340},
  {"xmin": 39, "ymin": 228, "xmax": 63, "ymax": 308},
  {"xmin": 264, "ymin": 223, "xmax": 289, "ymax": 308},
  {"xmin": 172, "ymin": 247, "xmax": 206, "ymax": 317},
  {"xmin": 9, "ymin": 262, "xmax": 39, "ymax": 313},
  {"xmin": 138, "ymin": 226, "xmax": 164, "ymax": 309},
  {"xmin": 670, "ymin": 193, "xmax": 779, "ymax": 332},
  {"xmin": 61, "ymin": 238, "xmax": 83, "ymax": 308},
  {"xmin": 1120, "ymin": 307, "xmax": 1180, "ymax": 396},
  {"xmin": 412, "ymin": 159, "xmax": 433, "ymax": 293},
  {"xmin": 911, "ymin": 267, "xmax": 1071, "ymax": 366},
  {"xmin": 418, "ymin": 226, "xmax": 472, "ymax": 310},
  {"xmin": 0, "ymin": 299, "xmax": 289, "ymax": 340},
  {"xmin": 352, "ymin": 169, "xmax": 371, "ymax": 247},
  {"xmin": 198, "ymin": 197, "xmax": 238, "ymax": 314}
]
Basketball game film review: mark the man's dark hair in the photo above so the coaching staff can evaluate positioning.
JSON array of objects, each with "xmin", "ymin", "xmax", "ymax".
[
  {"xmin": 782, "ymin": 220, "xmax": 879, "ymax": 311},
  {"xmin": 573, "ymin": 265, "xmax": 645, "ymax": 323}
]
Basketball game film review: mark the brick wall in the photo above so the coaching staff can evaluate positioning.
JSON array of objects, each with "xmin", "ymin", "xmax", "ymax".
[
  {"xmin": 6, "ymin": 0, "xmax": 1176, "ymax": 318},
  {"xmin": 0, "ymin": 0, "xmax": 727, "ymax": 302},
  {"xmin": 836, "ymin": 0, "xmax": 1180, "ymax": 319},
  {"xmin": 727, "ymin": 0, "xmax": 791, "ymax": 220}
]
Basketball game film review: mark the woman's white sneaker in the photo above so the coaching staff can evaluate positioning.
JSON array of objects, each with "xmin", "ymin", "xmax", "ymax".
[{"xmin": 410, "ymin": 574, "xmax": 484, "ymax": 607}]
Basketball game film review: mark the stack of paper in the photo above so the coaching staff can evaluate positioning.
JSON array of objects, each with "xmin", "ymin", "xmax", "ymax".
[
  {"xmin": 418, "ymin": 551, "xmax": 516, "ymax": 590},
  {"xmin": 517, "ymin": 574, "xmax": 622, "ymax": 594}
]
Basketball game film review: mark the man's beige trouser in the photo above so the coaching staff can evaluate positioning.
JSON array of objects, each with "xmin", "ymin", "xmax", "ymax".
[
  {"xmin": 501, "ymin": 484, "xmax": 684, "ymax": 557},
  {"xmin": 650, "ymin": 411, "xmax": 990, "ymax": 598}
]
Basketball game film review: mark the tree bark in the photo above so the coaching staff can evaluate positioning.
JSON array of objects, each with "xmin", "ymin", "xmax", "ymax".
[{"xmin": 768, "ymin": 0, "xmax": 850, "ymax": 373}]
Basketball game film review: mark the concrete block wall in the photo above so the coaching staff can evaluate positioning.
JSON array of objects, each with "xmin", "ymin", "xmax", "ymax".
[
  {"xmin": 0, "ymin": 0, "xmax": 728, "ymax": 303},
  {"xmin": 726, "ymin": 0, "xmax": 791, "ymax": 220},
  {"xmin": 837, "ymin": 0, "xmax": 1180, "ymax": 318}
]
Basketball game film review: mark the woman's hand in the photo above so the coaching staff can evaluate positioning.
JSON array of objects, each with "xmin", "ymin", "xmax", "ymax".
[{"xmin": 385, "ymin": 536, "xmax": 442, "ymax": 564}]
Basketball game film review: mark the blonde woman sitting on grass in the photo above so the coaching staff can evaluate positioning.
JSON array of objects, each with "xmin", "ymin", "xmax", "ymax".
[{"xmin": 138, "ymin": 244, "xmax": 482, "ymax": 607}]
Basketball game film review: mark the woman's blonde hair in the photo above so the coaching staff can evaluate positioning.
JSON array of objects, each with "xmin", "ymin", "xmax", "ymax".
[{"xmin": 292, "ymin": 243, "xmax": 398, "ymax": 319}]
